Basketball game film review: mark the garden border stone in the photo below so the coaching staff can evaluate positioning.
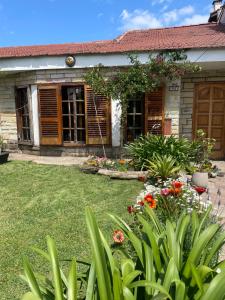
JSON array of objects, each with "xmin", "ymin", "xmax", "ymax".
[{"xmin": 98, "ymin": 169, "xmax": 148, "ymax": 179}]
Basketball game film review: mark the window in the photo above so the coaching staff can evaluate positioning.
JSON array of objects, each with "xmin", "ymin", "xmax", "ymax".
[
  {"xmin": 126, "ymin": 93, "xmax": 145, "ymax": 142},
  {"xmin": 16, "ymin": 87, "xmax": 31, "ymax": 143},
  {"xmin": 62, "ymin": 86, "xmax": 86, "ymax": 144}
]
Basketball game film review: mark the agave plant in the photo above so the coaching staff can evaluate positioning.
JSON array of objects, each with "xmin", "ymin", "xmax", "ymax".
[
  {"xmin": 145, "ymin": 154, "xmax": 181, "ymax": 180},
  {"xmin": 21, "ymin": 206, "xmax": 225, "ymax": 300}
]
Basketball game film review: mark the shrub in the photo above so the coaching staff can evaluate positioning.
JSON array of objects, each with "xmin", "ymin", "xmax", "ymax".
[
  {"xmin": 125, "ymin": 134, "xmax": 193, "ymax": 170},
  {"xmin": 22, "ymin": 206, "xmax": 225, "ymax": 300}
]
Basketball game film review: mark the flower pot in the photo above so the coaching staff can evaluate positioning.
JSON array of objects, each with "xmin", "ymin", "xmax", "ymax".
[
  {"xmin": 192, "ymin": 172, "xmax": 208, "ymax": 188},
  {"xmin": 0, "ymin": 151, "xmax": 9, "ymax": 164}
]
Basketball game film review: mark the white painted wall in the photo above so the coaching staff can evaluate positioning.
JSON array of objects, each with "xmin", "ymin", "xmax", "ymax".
[
  {"xmin": 1, "ymin": 48, "xmax": 225, "ymax": 72},
  {"xmin": 111, "ymin": 99, "xmax": 121, "ymax": 147},
  {"xmin": 31, "ymin": 85, "xmax": 40, "ymax": 147}
]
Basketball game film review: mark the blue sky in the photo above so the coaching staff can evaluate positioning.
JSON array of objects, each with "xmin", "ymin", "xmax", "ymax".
[{"xmin": 0, "ymin": 0, "xmax": 213, "ymax": 46}]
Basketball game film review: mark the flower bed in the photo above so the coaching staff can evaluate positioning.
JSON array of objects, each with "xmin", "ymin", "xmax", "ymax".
[{"xmin": 129, "ymin": 177, "xmax": 211, "ymax": 221}]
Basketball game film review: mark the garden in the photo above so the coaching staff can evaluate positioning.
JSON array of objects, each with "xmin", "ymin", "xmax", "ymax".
[
  {"xmin": 2, "ymin": 52, "xmax": 225, "ymax": 300},
  {"xmin": 20, "ymin": 129, "xmax": 225, "ymax": 300}
]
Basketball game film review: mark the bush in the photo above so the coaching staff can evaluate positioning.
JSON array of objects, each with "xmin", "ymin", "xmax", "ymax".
[
  {"xmin": 125, "ymin": 134, "xmax": 193, "ymax": 170},
  {"xmin": 21, "ymin": 206, "xmax": 225, "ymax": 300}
]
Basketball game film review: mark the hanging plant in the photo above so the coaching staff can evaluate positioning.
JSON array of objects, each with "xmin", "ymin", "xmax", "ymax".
[{"xmin": 84, "ymin": 51, "xmax": 201, "ymax": 145}]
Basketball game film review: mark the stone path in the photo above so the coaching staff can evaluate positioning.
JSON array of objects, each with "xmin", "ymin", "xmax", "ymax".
[{"xmin": 9, "ymin": 153, "xmax": 88, "ymax": 166}]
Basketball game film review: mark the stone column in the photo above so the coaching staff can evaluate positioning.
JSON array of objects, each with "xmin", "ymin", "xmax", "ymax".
[
  {"xmin": 111, "ymin": 99, "xmax": 122, "ymax": 147},
  {"xmin": 31, "ymin": 85, "xmax": 40, "ymax": 147}
]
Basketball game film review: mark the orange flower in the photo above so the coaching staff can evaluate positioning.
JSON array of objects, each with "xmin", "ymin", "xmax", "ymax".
[
  {"xmin": 148, "ymin": 198, "xmax": 157, "ymax": 209},
  {"xmin": 119, "ymin": 159, "xmax": 126, "ymax": 165},
  {"xmin": 113, "ymin": 230, "xmax": 125, "ymax": 244}
]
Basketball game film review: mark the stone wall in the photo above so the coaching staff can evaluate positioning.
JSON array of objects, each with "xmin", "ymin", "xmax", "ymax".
[
  {"xmin": 164, "ymin": 79, "xmax": 181, "ymax": 136},
  {"xmin": 180, "ymin": 70, "xmax": 225, "ymax": 139}
]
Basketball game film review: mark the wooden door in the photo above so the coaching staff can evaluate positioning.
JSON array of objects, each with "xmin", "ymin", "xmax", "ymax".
[
  {"xmin": 194, "ymin": 83, "xmax": 225, "ymax": 159},
  {"xmin": 38, "ymin": 85, "xmax": 62, "ymax": 145}
]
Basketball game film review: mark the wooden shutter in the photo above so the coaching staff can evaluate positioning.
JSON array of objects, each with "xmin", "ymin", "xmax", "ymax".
[
  {"xmin": 38, "ymin": 85, "xmax": 62, "ymax": 145},
  {"xmin": 145, "ymin": 87, "xmax": 164, "ymax": 135},
  {"xmin": 85, "ymin": 86, "xmax": 111, "ymax": 145}
]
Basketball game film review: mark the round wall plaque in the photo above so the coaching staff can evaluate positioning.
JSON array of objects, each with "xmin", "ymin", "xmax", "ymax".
[{"xmin": 65, "ymin": 55, "xmax": 76, "ymax": 67}]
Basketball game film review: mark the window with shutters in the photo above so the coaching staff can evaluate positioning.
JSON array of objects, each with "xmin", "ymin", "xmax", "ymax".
[
  {"xmin": 126, "ymin": 87, "xmax": 164, "ymax": 142},
  {"xmin": 38, "ymin": 84, "xmax": 111, "ymax": 146},
  {"xmin": 16, "ymin": 87, "xmax": 31, "ymax": 143},
  {"xmin": 126, "ymin": 93, "xmax": 145, "ymax": 142},
  {"xmin": 62, "ymin": 86, "xmax": 86, "ymax": 144}
]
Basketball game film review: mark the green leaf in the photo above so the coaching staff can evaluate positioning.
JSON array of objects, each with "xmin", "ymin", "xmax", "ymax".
[
  {"xmin": 46, "ymin": 236, "xmax": 64, "ymax": 300},
  {"xmin": 113, "ymin": 268, "xmax": 123, "ymax": 300},
  {"xmin": 163, "ymin": 257, "xmax": 179, "ymax": 292},
  {"xmin": 67, "ymin": 258, "xmax": 77, "ymax": 300},
  {"xmin": 201, "ymin": 271, "xmax": 225, "ymax": 300},
  {"xmin": 204, "ymin": 231, "xmax": 225, "ymax": 267},
  {"xmin": 174, "ymin": 280, "xmax": 185, "ymax": 300},
  {"xmin": 123, "ymin": 287, "xmax": 135, "ymax": 300},
  {"xmin": 166, "ymin": 221, "xmax": 180, "ymax": 270},
  {"xmin": 190, "ymin": 263, "xmax": 203, "ymax": 292},
  {"xmin": 85, "ymin": 263, "xmax": 96, "ymax": 300},
  {"xmin": 183, "ymin": 224, "xmax": 219, "ymax": 278},
  {"xmin": 138, "ymin": 215, "xmax": 162, "ymax": 273},
  {"xmin": 23, "ymin": 257, "xmax": 43, "ymax": 300},
  {"xmin": 144, "ymin": 205, "xmax": 164, "ymax": 234},
  {"xmin": 129, "ymin": 281, "xmax": 172, "ymax": 300},
  {"xmin": 21, "ymin": 292, "xmax": 42, "ymax": 300},
  {"xmin": 123, "ymin": 270, "xmax": 142, "ymax": 287},
  {"xmin": 85, "ymin": 207, "xmax": 113, "ymax": 300}
]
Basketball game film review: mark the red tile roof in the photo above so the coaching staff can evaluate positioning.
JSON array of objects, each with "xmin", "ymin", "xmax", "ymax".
[{"xmin": 0, "ymin": 23, "xmax": 225, "ymax": 58}]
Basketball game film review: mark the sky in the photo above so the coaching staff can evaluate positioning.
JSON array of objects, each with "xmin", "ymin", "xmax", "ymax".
[{"xmin": 0, "ymin": 0, "xmax": 213, "ymax": 47}]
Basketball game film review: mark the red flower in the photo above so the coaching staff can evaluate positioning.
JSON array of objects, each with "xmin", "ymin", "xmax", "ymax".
[
  {"xmin": 194, "ymin": 186, "xmax": 206, "ymax": 195},
  {"xmin": 127, "ymin": 205, "xmax": 134, "ymax": 214},
  {"xmin": 138, "ymin": 176, "xmax": 146, "ymax": 182},
  {"xmin": 144, "ymin": 193, "xmax": 153, "ymax": 201},
  {"xmin": 172, "ymin": 181, "xmax": 183, "ymax": 189},
  {"xmin": 138, "ymin": 200, "xmax": 145, "ymax": 206},
  {"xmin": 113, "ymin": 230, "xmax": 125, "ymax": 244}
]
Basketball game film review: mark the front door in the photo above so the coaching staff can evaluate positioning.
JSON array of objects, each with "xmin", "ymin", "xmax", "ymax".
[{"xmin": 194, "ymin": 83, "xmax": 225, "ymax": 159}]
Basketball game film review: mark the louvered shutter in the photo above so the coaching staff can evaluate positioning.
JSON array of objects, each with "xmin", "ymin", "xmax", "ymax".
[
  {"xmin": 38, "ymin": 85, "xmax": 62, "ymax": 145},
  {"xmin": 145, "ymin": 87, "xmax": 164, "ymax": 135},
  {"xmin": 85, "ymin": 86, "xmax": 111, "ymax": 145}
]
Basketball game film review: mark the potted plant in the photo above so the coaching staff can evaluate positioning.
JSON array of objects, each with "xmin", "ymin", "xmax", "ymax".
[
  {"xmin": 0, "ymin": 136, "xmax": 9, "ymax": 164},
  {"xmin": 191, "ymin": 130, "xmax": 216, "ymax": 188}
]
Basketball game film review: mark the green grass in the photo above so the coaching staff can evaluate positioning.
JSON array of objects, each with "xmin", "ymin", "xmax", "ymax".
[{"xmin": 0, "ymin": 160, "xmax": 142, "ymax": 300}]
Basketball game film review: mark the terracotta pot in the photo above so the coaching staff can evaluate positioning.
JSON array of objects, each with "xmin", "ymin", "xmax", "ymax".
[{"xmin": 192, "ymin": 172, "xmax": 208, "ymax": 188}]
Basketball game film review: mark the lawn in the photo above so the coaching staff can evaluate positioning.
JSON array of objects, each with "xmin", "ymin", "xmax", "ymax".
[{"xmin": 0, "ymin": 160, "xmax": 142, "ymax": 300}]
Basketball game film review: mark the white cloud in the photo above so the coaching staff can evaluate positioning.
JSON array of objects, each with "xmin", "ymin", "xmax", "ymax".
[
  {"xmin": 152, "ymin": 0, "xmax": 172, "ymax": 5},
  {"xmin": 182, "ymin": 14, "xmax": 209, "ymax": 25},
  {"xmin": 119, "ymin": 5, "xmax": 209, "ymax": 31},
  {"xmin": 163, "ymin": 5, "xmax": 194, "ymax": 24},
  {"xmin": 120, "ymin": 9, "xmax": 162, "ymax": 30}
]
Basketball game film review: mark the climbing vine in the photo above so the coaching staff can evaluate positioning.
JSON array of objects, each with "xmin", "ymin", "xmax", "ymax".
[{"xmin": 84, "ymin": 51, "xmax": 201, "ymax": 144}]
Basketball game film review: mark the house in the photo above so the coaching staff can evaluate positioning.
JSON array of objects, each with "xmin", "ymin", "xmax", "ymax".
[{"xmin": 0, "ymin": 1, "xmax": 225, "ymax": 159}]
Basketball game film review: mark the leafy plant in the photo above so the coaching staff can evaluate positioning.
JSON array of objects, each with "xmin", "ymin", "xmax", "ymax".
[
  {"xmin": 145, "ymin": 154, "xmax": 181, "ymax": 180},
  {"xmin": 191, "ymin": 129, "xmax": 216, "ymax": 171},
  {"xmin": 22, "ymin": 205, "xmax": 225, "ymax": 300},
  {"xmin": 126, "ymin": 134, "xmax": 193, "ymax": 170},
  {"xmin": 110, "ymin": 205, "xmax": 225, "ymax": 300}
]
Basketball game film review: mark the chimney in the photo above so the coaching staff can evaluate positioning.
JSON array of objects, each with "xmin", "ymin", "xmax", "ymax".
[{"xmin": 213, "ymin": 0, "xmax": 223, "ymax": 11}]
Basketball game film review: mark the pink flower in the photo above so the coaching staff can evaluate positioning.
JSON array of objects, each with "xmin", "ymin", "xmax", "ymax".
[
  {"xmin": 161, "ymin": 188, "xmax": 170, "ymax": 196},
  {"xmin": 113, "ymin": 230, "xmax": 125, "ymax": 244}
]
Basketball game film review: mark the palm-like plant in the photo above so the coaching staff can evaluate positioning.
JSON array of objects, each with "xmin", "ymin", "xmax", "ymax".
[{"xmin": 145, "ymin": 154, "xmax": 181, "ymax": 180}]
